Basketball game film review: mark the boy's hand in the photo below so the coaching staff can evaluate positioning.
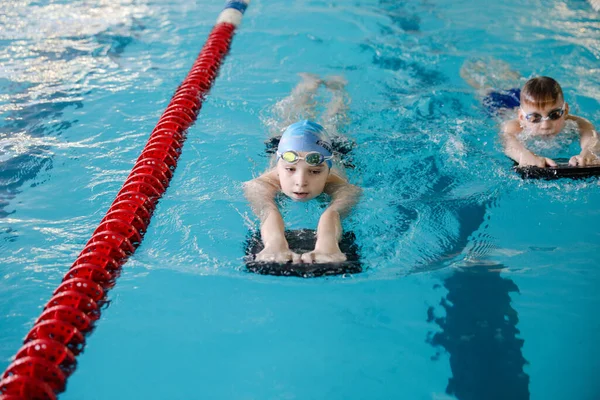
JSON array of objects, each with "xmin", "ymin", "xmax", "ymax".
[
  {"xmin": 300, "ymin": 250, "xmax": 346, "ymax": 264},
  {"xmin": 519, "ymin": 152, "xmax": 557, "ymax": 168},
  {"xmin": 569, "ymin": 149, "xmax": 600, "ymax": 167},
  {"xmin": 300, "ymin": 244, "xmax": 347, "ymax": 264},
  {"xmin": 256, "ymin": 247, "xmax": 301, "ymax": 263}
]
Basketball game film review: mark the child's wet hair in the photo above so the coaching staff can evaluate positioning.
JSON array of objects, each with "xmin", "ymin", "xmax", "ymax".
[{"xmin": 520, "ymin": 76, "xmax": 564, "ymax": 108}]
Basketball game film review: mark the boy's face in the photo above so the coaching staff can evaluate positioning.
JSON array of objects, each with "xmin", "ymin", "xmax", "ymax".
[
  {"xmin": 519, "ymin": 99, "xmax": 568, "ymax": 136},
  {"xmin": 276, "ymin": 154, "xmax": 329, "ymax": 202}
]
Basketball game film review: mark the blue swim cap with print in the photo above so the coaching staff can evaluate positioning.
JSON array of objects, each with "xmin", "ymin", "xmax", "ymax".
[{"xmin": 277, "ymin": 120, "xmax": 333, "ymax": 168}]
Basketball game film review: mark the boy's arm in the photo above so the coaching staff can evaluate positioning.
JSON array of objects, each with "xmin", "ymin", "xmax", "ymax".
[
  {"xmin": 568, "ymin": 115, "xmax": 600, "ymax": 166},
  {"xmin": 501, "ymin": 120, "xmax": 557, "ymax": 167},
  {"xmin": 301, "ymin": 175, "xmax": 361, "ymax": 264},
  {"xmin": 243, "ymin": 170, "xmax": 300, "ymax": 263}
]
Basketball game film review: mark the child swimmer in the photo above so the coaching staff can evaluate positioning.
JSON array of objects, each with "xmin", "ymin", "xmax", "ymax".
[
  {"xmin": 244, "ymin": 120, "xmax": 361, "ymax": 264},
  {"xmin": 461, "ymin": 59, "xmax": 600, "ymax": 168},
  {"xmin": 244, "ymin": 77, "xmax": 361, "ymax": 264},
  {"xmin": 501, "ymin": 77, "xmax": 600, "ymax": 168}
]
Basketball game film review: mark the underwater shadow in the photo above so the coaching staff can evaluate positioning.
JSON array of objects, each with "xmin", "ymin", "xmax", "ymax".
[{"xmin": 428, "ymin": 264, "xmax": 530, "ymax": 400}]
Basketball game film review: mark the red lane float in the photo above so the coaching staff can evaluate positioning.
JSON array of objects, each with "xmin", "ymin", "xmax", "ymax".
[{"xmin": 0, "ymin": 1, "xmax": 249, "ymax": 398}]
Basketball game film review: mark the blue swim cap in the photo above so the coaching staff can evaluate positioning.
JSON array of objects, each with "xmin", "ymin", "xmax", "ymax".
[{"xmin": 277, "ymin": 120, "xmax": 333, "ymax": 168}]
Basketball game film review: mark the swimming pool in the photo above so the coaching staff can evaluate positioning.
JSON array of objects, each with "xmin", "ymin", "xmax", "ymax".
[{"xmin": 1, "ymin": 0, "xmax": 599, "ymax": 398}]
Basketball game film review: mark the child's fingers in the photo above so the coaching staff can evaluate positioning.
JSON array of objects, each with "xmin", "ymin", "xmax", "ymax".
[
  {"xmin": 568, "ymin": 156, "xmax": 579, "ymax": 166},
  {"xmin": 301, "ymin": 251, "xmax": 347, "ymax": 263},
  {"xmin": 256, "ymin": 250, "xmax": 293, "ymax": 263},
  {"xmin": 292, "ymin": 252, "xmax": 302, "ymax": 263},
  {"xmin": 301, "ymin": 252, "xmax": 316, "ymax": 264},
  {"xmin": 258, "ymin": 253, "xmax": 279, "ymax": 262},
  {"xmin": 544, "ymin": 157, "xmax": 557, "ymax": 167},
  {"xmin": 529, "ymin": 157, "xmax": 546, "ymax": 168}
]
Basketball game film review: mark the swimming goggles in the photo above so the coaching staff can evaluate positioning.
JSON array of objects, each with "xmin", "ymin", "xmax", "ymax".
[
  {"xmin": 522, "ymin": 104, "xmax": 565, "ymax": 123},
  {"xmin": 277, "ymin": 150, "xmax": 333, "ymax": 166}
]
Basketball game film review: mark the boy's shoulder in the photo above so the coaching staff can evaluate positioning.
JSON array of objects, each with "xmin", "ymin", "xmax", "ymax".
[
  {"xmin": 245, "ymin": 168, "xmax": 280, "ymax": 189},
  {"xmin": 567, "ymin": 114, "xmax": 594, "ymax": 131},
  {"xmin": 259, "ymin": 168, "xmax": 280, "ymax": 183},
  {"xmin": 326, "ymin": 170, "xmax": 348, "ymax": 185},
  {"xmin": 501, "ymin": 119, "xmax": 522, "ymax": 135}
]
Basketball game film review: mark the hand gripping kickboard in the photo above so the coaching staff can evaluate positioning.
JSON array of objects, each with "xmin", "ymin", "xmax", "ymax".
[{"xmin": 245, "ymin": 229, "xmax": 362, "ymax": 277}]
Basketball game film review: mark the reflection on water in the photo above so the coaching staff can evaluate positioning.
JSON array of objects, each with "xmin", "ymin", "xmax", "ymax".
[
  {"xmin": 0, "ymin": 0, "xmax": 149, "ymax": 97},
  {"xmin": 0, "ymin": 0, "xmax": 149, "ymax": 218}
]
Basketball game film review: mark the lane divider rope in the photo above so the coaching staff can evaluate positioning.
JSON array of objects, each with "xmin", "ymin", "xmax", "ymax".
[{"xmin": 0, "ymin": 1, "xmax": 249, "ymax": 398}]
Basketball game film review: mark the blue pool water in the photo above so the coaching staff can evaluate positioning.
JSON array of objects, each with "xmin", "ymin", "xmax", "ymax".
[{"xmin": 1, "ymin": 0, "xmax": 599, "ymax": 399}]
